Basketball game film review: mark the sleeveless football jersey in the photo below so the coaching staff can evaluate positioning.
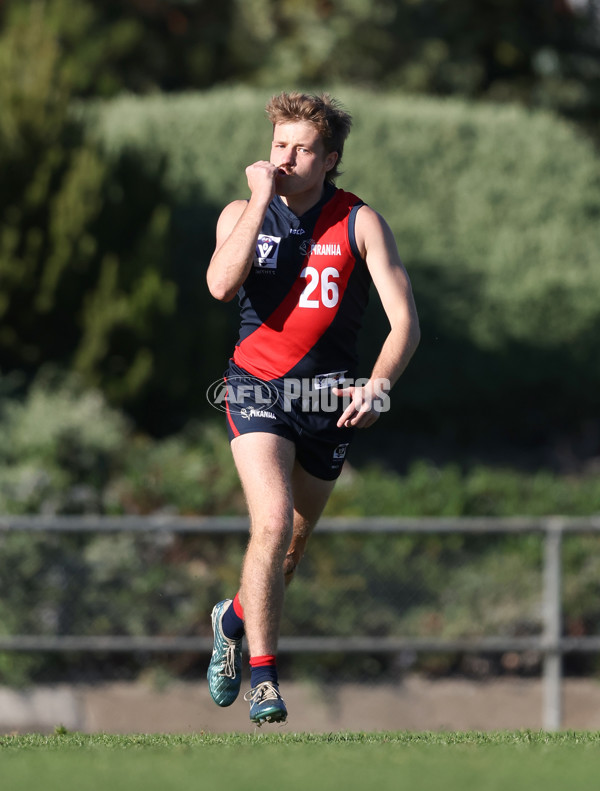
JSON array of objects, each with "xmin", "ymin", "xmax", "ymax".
[{"xmin": 232, "ymin": 185, "xmax": 372, "ymax": 381}]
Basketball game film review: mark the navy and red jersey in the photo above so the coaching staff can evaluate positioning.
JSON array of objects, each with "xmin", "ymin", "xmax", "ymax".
[{"xmin": 232, "ymin": 185, "xmax": 372, "ymax": 381}]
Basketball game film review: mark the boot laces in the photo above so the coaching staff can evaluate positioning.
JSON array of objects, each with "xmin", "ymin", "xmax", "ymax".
[
  {"xmin": 219, "ymin": 640, "xmax": 238, "ymax": 679},
  {"xmin": 243, "ymin": 681, "xmax": 281, "ymax": 703}
]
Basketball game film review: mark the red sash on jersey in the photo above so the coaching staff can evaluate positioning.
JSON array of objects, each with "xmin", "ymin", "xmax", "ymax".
[{"xmin": 233, "ymin": 191, "xmax": 361, "ymax": 380}]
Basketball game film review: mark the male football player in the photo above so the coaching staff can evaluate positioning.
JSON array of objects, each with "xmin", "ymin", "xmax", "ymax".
[{"xmin": 206, "ymin": 91, "xmax": 420, "ymax": 725}]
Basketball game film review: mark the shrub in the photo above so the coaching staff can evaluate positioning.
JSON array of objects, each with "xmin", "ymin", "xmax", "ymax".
[
  {"xmin": 1, "ymin": 369, "xmax": 598, "ymax": 518},
  {"xmin": 105, "ymin": 422, "xmax": 244, "ymax": 516},
  {"xmin": 0, "ymin": 374, "xmax": 599, "ymax": 684},
  {"xmin": 0, "ymin": 5, "xmax": 176, "ymax": 418},
  {"xmin": 327, "ymin": 459, "xmax": 600, "ymax": 517},
  {"xmin": 84, "ymin": 88, "xmax": 600, "ymax": 445},
  {"xmin": 0, "ymin": 370, "xmax": 129, "ymax": 514}
]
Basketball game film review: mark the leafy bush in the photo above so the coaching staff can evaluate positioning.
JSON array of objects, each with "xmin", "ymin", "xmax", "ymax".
[
  {"xmin": 283, "ymin": 531, "xmax": 544, "ymax": 641},
  {"xmin": 0, "ymin": 374, "xmax": 599, "ymax": 684},
  {"xmin": 0, "ymin": 5, "xmax": 176, "ymax": 418},
  {"xmin": 0, "ymin": 371, "xmax": 245, "ymax": 517},
  {"xmin": 105, "ymin": 422, "xmax": 244, "ymax": 517},
  {"xmin": 342, "ymin": 94, "xmax": 600, "ymax": 441},
  {"xmin": 0, "ymin": 527, "xmax": 240, "ymax": 685},
  {"xmin": 84, "ymin": 88, "xmax": 600, "ymax": 447},
  {"xmin": 2, "ymin": 372, "xmax": 599, "ymax": 518},
  {"xmin": 0, "ymin": 370, "xmax": 129, "ymax": 514},
  {"xmin": 327, "ymin": 460, "xmax": 600, "ymax": 517}
]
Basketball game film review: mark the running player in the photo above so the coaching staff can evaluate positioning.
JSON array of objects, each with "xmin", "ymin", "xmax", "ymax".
[{"xmin": 206, "ymin": 91, "xmax": 420, "ymax": 725}]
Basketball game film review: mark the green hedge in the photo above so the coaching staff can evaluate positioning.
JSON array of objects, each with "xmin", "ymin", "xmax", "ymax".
[
  {"xmin": 5, "ymin": 524, "xmax": 600, "ymax": 685},
  {"xmin": 83, "ymin": 88, "xmax": 600, "ymax": 443},
  {"xmin": 0, "ymin": 375, "xmax": 599, "ymax": 684},
  {"xmin": 4, "ymin": 67, "xmax": 600, "ymax": 444},
  {"xmin": 2, "ymin": 372, "xmax": 599, "ymax": 518}
]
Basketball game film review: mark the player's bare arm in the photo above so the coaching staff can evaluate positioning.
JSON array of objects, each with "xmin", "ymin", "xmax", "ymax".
[
  {"xmin": 207, "ymin": 161, "xmax": 279, "ymax": 302},
  {"xmin": 335, "ymin": 206, "xmax": 420, "ymax": 429}
]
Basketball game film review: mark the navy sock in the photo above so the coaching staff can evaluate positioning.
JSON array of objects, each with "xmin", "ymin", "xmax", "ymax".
[
  {"xmin": 221, "ymin": 599, "xmax": 245, "ymax": 640},
  {"xmin": 250, "ymin": 657, "xmax": 278, "ymax": 688}
]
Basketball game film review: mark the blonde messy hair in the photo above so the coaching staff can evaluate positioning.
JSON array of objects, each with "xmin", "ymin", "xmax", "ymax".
[{"xmin": 265, "ymin": 91, "xmax": 353, "ymax": 184}]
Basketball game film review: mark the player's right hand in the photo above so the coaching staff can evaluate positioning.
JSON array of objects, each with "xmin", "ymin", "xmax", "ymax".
[
  {"xmin": 245, "ymin": 161, "xmax": 278, "ymax": 204},
  {"xmin": 333, "ymin": 380, "xmax": 389, "ymax": 429}
]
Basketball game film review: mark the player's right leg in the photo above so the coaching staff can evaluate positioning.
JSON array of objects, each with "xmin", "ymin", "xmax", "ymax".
[
  {"xmin": 208, "ymin": 362, "xmax": 296, "ymax": 715},
  {"xmin": 232, "ymin": 431, "xmax": 296, "ymax": 657},
  {"xmin": 229, "ymin": 431, "xmax": 295, "ymax": 723}
]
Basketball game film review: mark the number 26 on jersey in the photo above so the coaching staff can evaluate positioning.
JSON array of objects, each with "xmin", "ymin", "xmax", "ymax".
[{"xmin": 299, "ymin": 266, "xmax": 339, "ymax": 309}]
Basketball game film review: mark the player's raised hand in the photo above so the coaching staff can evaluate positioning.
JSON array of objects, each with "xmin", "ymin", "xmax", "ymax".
[
  {"xmin": 333, "ymin": 379, "xmax": 390, "ymax": 429},
  {"xmin": 245, "ymin": 161, "xmax": 279, "ymax": 204}
]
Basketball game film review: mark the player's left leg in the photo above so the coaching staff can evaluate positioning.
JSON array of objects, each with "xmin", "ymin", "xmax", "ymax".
[
  {"xmin": 284, "ymin": 462, "xmax": 336, "ymax": 586},
  {"xmin": 283, "ymin": 406, "xmax": 351, "ymax": 585}
]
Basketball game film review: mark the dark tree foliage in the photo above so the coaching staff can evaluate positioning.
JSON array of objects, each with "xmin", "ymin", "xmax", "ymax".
[
  {"xmin": 0, "ymin": 5, "xmax": 179, "ymax": 422},
  {"xmin": 1, "ymin": 0, "xmax": 599, "ymax": 121}
]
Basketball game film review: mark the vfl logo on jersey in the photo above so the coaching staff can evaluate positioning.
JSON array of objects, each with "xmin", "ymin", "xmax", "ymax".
[{"xmin": 254, "ymin": 234, "xmax": 281, "ymax": 268}]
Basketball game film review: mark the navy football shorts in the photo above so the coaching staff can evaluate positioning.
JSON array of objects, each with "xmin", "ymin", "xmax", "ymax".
[{"xmin": 222, "ymin": 361, "xmax": 354, "ymax": 481}]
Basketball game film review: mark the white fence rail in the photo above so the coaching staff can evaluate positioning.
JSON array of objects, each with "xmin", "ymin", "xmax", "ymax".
[{"xmin": 2, "ymin": 514, "xmax": 600, "ymax": 730}]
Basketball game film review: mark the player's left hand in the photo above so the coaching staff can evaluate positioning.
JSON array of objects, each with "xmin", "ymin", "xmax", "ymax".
[{"xmin": 333, "ymin": 380, "xmax": 389, "ymax": 429}]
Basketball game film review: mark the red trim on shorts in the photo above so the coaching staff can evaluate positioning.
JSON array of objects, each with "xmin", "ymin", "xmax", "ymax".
[{"xmin": 224, "ymin": 376, "xmax": 240, "ymax": 438}]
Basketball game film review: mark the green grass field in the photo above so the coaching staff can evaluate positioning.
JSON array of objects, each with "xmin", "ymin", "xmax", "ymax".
[{"xmin": 2, "ymin": 731, "xmax": 600, "ymax": 791}]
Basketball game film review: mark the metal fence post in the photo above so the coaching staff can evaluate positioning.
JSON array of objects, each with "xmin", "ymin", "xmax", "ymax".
[{"xmin": 543, "ymin": 519, "xmax": 563, "ymax": 731}]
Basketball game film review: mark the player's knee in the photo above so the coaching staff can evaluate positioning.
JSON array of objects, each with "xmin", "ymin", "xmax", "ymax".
[{"xmin": 251, "ymin": 519, "xmax": 293, "ymax": 555}]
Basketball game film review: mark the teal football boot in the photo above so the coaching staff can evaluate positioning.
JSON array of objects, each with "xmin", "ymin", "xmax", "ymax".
[
  {"xmin": 244, "ymin": 681, "xmax": 288, "ymax": 725},
  {"xmin": 207, "ymin": 600, "xmax": 243, "ymax": 707}
]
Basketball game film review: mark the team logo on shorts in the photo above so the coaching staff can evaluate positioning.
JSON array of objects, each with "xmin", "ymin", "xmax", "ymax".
[
  {"xmin": 206, "ymin": 375, "xmax": 279, "ymax": 415},
  {"xmin": 254, "ymin": 234, "xmax": 281, "ymax": 269},
  {"xmin": 332, "ymin": 443, "xmax": 349, "ymax": 461},
  {"xmin": 240, "ymin": 407, "xmax": 276, "ymax": 421}
]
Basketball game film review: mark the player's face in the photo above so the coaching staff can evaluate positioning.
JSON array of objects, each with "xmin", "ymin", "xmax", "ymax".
[{"xmin": 270, "ymin": 121, "xmax": 337, "ymax": 199}]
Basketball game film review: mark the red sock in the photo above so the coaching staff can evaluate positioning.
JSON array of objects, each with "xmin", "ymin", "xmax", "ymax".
[
  {"xmin": 250, "ymin": 654, "xmax": 278, "ymax": 687},
  {"xmin": 232, "ymin": 591, "xmax": 244, "ymax": 619},
  {"xmin": 221, "ymin": 592, "xmax": 245, "ymax": 640},
  {"xmin": 249, "ymin": 654, "xmax": 276, "ymax": 668}
]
